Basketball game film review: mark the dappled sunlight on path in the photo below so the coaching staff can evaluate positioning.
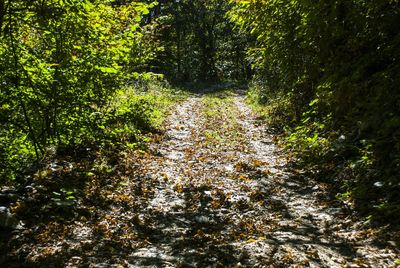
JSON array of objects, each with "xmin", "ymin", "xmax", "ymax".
[
  {"xmin": 2, "ymin": 88, "xmax": 397, "ymax": 267},
  {"xmin": 123, "ymin": 90, "xmax": 397, "ymax": 267}
]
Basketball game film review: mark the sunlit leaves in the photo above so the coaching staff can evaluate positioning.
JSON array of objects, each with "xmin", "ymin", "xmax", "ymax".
[{"xmin": 0, "ymin": 0, "xmax": 158, "ymax": 181}]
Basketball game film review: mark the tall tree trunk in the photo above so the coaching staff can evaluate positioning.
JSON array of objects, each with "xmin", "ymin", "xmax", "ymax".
[{"xmin": 176, "ymin": 26, "xmax": 182, "ymax": 79}]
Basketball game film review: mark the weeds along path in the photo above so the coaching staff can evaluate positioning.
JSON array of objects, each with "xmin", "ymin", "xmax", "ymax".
[{"xmin": 3, "ymin": 89, "xmax": 397, "ymax": 267}]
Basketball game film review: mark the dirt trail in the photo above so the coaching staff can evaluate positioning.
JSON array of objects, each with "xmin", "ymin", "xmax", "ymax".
[
  {"xmin": 124, "ymin": 91, "xmax": 397, "ymax": 267},
  {"xmin": 2, "ymin": 89, "xmax": 398, "ymax": 267}
]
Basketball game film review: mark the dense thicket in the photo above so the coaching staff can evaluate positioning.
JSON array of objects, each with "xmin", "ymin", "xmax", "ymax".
[
  {"xmin": 230, "ymin": 0, "xmax": 400, "ymax": 222},
  {"xmin": 0, "ymin": 0, "xmax": 157, "ymax": 181}
]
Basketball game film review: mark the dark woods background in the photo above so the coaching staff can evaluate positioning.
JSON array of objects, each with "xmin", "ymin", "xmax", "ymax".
[{"xmin": 140, "ymin": 0, "xmax": 251, "ymax": 82}]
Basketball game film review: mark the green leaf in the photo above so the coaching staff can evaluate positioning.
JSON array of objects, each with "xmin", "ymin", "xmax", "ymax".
[
  {"xmin": 309, "ymin": 99, "xmax": 319, "ymax": 106},
  {"xmin": 97, "ymin": 66, "xmax": 119, "ymax": 74}
]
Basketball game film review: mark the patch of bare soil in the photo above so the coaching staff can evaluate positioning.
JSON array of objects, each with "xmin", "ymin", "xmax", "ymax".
[{"xmin": 1, "ymin": 89, "xmax": 398, "ymax": 267}]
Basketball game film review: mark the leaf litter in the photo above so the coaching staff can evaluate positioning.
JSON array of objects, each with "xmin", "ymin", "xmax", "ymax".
[{"xmin": 0, "ymin": 88, "xmax": 398, "ymax": 267}]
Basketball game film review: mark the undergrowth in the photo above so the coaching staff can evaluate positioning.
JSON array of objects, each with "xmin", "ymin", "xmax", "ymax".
[
  {"xmin": 1, "ymin": 80, "xmax": 186, "ymax": 185},
  {"xmin": 247, "ymin": 84, "xmax": 400, "ymax": 233}
]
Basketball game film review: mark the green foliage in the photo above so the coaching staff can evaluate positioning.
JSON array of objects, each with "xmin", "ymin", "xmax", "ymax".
[
  {"xmin": 232, "ymin": 0, "xmax": 400, "ymax": 223},
  {"xmin": 246, "ymin": 83, "xmax": 296, "ymax": 132},
  {"xmin": 51, "ymin": 188, "xmax": 76, "ymax": 207},
  {"xmin": 1, "ymin": 0, "xmax": 398, "ymax": 227},
  {"xmin": 144, "ymin": 0, "xmax": 250, "ymax": 82},
  {"xmin": 99, "ymin": 81, "xmax": 183, "ymax": 147},
  {"xmin": 0, "ymin": 0, "xmax": 158, "ymax": 182}
]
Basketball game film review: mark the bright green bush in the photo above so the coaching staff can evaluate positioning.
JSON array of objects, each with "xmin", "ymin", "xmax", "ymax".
[{"xmin": 0, "ymin": 0, "xmax": 158, "ymax": 182}]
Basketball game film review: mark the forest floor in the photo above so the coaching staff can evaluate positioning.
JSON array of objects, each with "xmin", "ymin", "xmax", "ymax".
[{"xmin": 1, "ymin": 87, "xmax": 398, "ymax": 267}]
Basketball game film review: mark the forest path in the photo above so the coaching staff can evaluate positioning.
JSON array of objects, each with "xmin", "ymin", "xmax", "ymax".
[
  {"xmin": 3, "ymin": 88, "xmax": 397, "ymax": 267},
  {"xmin": 123, "ymin": 89, "xmax": 396, "ymax": 267}
]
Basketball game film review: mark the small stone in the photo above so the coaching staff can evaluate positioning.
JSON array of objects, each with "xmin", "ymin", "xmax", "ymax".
[
  {"xmin": 195, "ymin": 216, "xmax": 210, "ymax": 223},
  {"xmin": 0, "ymin": 206, "xmax": 20, "ymax": 229}
]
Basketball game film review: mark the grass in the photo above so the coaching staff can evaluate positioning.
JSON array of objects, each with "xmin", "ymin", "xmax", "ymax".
[{"xmin": 200, "ymin": 89, "xmax": 245, "ymax": 149}]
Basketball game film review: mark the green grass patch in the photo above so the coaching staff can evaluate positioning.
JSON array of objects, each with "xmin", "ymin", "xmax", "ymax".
[{"xmin": 201, "ymin": 90, "xmax": 244, "ymax": 148}]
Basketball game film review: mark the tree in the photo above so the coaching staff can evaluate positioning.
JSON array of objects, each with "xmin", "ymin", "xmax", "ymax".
[
  {"xmin": 145, "ymin": 0, "xmax": 250, "ymax": 82},
  {"xmin": 229, "ymin": 0, "xmax": 400, "ymax": 221},
  {"xmin": 0, "ymin": 0, "xmax": 155, "ymax": 181}
]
